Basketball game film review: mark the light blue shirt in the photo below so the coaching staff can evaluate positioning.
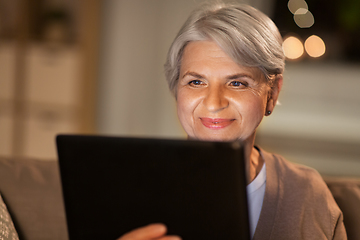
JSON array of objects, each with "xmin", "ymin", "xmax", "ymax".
[{"xmin": 247, "ymin": 163, "xmax": 266, "ymax": 238}]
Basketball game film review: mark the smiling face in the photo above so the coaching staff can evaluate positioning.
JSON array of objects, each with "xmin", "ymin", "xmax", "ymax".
[{"xmin": 176, "ymin": 41, "xmax": 279, "ymax": 142}]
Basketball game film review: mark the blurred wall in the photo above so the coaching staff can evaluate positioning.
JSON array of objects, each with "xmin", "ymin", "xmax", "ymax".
[
  {"xmin": 257, "ymin": 62, "xmax": 360, "ymax": 176},
  {"xmin": 0, "ymin": 0, "xmax": 89, "ymax": 160}
]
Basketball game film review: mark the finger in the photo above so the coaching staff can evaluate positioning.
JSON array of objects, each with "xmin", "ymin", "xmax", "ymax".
[{"xmin": 119, "ymin": 223, "xmax": 167, "ymax": 240}]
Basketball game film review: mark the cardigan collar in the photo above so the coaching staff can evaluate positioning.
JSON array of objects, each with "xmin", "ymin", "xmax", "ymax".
[{"xmin": 252, "ymin": 147, "xmax": 280, "ymax": 240}]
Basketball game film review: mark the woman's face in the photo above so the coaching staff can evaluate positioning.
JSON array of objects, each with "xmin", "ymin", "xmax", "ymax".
[{"xmin": 176, "ymin": 41, "xmax": 275, "ymax": 142}]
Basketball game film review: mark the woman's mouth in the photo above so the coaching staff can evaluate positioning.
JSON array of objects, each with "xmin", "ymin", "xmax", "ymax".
[{"xmin": 200, "ymin": 118, "xmax": 235, "ymax": 129}]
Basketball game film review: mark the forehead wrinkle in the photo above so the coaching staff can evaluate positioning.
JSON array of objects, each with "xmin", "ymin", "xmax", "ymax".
[
  {"xmin": 182, "ymin": 71, "xmax": 205, "ymax": 79},
  {"xmin": 227, "ymin": 73, "xmax": 254, "ymax": 80},
  {"xmin": 181, "ymin": 41, "xmax": 266, "ymax": 84}
]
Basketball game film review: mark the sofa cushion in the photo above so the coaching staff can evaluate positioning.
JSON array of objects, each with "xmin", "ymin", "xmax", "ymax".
[{"xmin": 0, "ymin": 156, "xmax": 67, "ymax": 240}]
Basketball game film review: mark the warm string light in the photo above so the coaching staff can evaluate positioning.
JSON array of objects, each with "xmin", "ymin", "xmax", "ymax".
[
  {"xmin": 294, "ymin": 8, "xmax": 314, "ymax": 28},
  {"xmin": 283, "ymin": 0, "xmax": 326, "ymax": 60},
  {"xmin": 288, "ymin": 0, "xmax": 314, "ymax": 28},
  {"xmin": 283, "ymin": 35, "xmax": 326, "ymax": 60},
  {"xmin": 304, "ymin": 35, "xmax": 326, "ymax": 58},
  {"xmin": 287, "ymin": 0, "xmax": 308, "ymax": 14},
  {"xmin": 283, "ymin": 36, "xmax": 304, "ymax": 60}
]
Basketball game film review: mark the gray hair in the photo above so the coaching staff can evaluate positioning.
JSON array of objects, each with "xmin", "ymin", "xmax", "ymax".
[{"xmin": 164, "ymin": 2, "xmax": 285, "ymax": 96}]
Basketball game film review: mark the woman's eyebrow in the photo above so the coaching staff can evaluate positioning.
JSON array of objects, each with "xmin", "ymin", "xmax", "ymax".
[
  {"xmin": 181, "ymin": 72, "xmax": 255, "ymax": 80},
  {"xmin": 227, "ymin": 73, "xmax": 254, "ymax": 80},
  {"xmin": 182, "ymin": 71, "xmax": 205, "ymax": 79}
]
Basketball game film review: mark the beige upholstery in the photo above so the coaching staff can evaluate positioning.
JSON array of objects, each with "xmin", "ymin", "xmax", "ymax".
[
  {"xmin": 324, "ymin": 177, "xmax": 360, "ymax": 240},
  {"xmin": 0, "ymin": 156, "xmax": 359, "ymax": 240},
  {"xmin": 0, "ymin": 157, "xmax": 67, "ymax": 240}
]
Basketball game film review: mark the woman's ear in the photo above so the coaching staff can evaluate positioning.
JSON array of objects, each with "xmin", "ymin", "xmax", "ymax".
[{"xmin": 265, "ymin": 75, "xmax": 283, "ymax": 116}]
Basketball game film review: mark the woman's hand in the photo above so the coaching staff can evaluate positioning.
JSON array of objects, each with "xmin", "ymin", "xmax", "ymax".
[{"xmin": 117, "ymin": 223, "xmax": 181, "ymax": 240}]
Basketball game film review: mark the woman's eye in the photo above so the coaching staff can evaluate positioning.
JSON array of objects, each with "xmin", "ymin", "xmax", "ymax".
[
  {"xmin": 188, "ymin": 80, "xmax": 204, "ymax": 86},
  {"xmin": 229, "ymin": 81, "xmax": 247, "ymax": 87}
]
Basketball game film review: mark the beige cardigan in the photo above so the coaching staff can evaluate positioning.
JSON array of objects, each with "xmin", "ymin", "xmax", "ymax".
[{"xmin": 253, "ymin": 148, "xmax": 347, "ymax": 240}]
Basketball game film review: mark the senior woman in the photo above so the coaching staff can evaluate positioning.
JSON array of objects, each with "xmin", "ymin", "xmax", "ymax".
[{"xmin": 118, "ymin": 2, "xmax": 346, "ymax": 240}]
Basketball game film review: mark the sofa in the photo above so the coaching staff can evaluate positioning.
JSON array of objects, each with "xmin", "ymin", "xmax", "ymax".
[
  {"xmin": 0, "ymin": 156, "xmax": 67, "ymax": 240},
  {"xmin": 0, "ymin": 156, "xmax": 359, "ymax": 240},
  {"xmin": 324, "ymin": 176, "xmax": 360, "ymax": 240}
]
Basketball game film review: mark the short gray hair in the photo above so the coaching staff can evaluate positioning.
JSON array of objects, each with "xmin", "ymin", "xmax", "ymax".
[{"xmin": 164, "ymin": 2, "xmax": 285, "ymax": 96}]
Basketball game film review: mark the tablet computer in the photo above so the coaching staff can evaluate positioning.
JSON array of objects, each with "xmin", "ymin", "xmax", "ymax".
[{"xmin": 56, "ymin": 135, "xmax": 250, "ymax": 240}]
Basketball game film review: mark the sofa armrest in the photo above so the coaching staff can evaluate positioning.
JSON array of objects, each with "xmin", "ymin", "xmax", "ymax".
[{"xmin": 324, "ymin": 176, "xmax": 360, "ymax": 240}]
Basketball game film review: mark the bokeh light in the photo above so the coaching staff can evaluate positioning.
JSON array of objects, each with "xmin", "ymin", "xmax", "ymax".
[
  {"xmin": 288, "ymin": 0, "xmax": 308, "ymax": 14},
  {"xmin": 283, "ymin": 36, "xmax": 304, "ymax": 60},
  {"xmin": 294, "ymin": 8, "xmax": 315, "ymax": 28},
  {"xmin": 305, "ymin": 35, "xmax": 326, "ymax": 58}
]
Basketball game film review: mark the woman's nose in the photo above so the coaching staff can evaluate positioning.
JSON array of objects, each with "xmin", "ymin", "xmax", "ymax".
[{"xmin": 203, "ymin": 86, "xmax": 229, "ymax": 112}]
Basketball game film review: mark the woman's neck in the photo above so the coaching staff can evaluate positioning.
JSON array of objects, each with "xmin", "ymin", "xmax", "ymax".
[{"xmin": 243, "ymin": 133, "xmax": 264, "ymax": 185}]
